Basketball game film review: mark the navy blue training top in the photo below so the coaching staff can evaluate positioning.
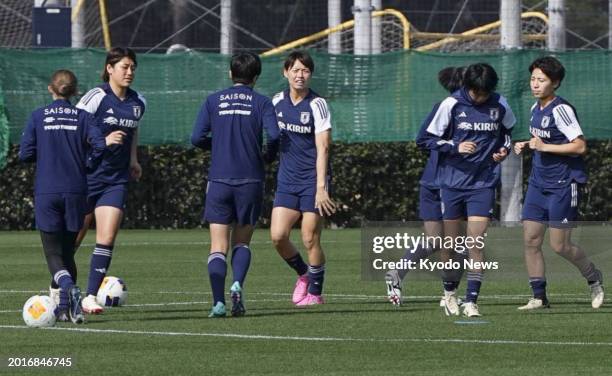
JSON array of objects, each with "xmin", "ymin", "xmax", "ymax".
[
  {"xmin": 271, "ymin": 89, "xmax": 332, "ymax": 187},
  {"xmin": 528, "ymin": 96, "xmax": 587, "ymax": 188},
  {"xmin": 419, "ymin": 88, "xmax": 516, "ymax": 189},
  {"xmin": 76, "ymin": 83, "xmax": 146, "ymax": 185},
  {"xmin": 191, "ymin": 85, "xmax": 280, "ymax": 182},
  {"xmin": 19, "ymin": 99, "xmax": 105, "ymax": 195}
]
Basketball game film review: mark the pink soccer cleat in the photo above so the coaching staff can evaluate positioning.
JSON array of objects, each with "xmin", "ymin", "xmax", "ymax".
[
  {"xmin": 292, "ymin": 275, "xmax": 309, "ymax": 304},
  {"xmin": 295, "ymin": 293, "xmax": 325, "ymax": 307}
]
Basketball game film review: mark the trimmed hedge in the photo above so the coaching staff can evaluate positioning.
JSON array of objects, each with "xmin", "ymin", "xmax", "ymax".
[{"xmin": 1, "ymin": 141, "xmax": 610, "ymax": 230}]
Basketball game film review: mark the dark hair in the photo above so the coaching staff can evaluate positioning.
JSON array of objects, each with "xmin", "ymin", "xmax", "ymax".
[
  {"xmin": 529, "ymin": 56, "xmax": 565, "ymax": 89},
  {"xmin": 284, "ymin": 50, "xmax": 315, "ymax": 73},
  {"xmin": 230, "ymin": 52, "xmax": 262, "ymax": 85},
  {"xmin": 463, "ymin": 63, "xmax": 498, "ymax": 93},
  {"xmin": 49, "ymin": 69, "xmax": 78, "ymax": 98},
  {"xmin": 101, "ymin": 47, "xmax": 137, "ymax": 82},
  {"xmin": 438, "ymin": 66, "xmax": 465, "ymax": 93}
]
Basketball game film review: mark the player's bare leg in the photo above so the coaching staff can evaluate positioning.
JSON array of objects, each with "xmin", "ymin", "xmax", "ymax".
[
  {"xmin": 294, "ymin": 212, "xmax": 325, "ymax": 306},
  {"xmin": 519, "ymin": 220, "xmax": 550, "ymax": 310},
  {"xmin": 270, "ymin": 207, "xmax": 309, "ymax": 303},
  {"xmin": 549, "ymin": 227, "xmax": 604, "ymax": 308}
]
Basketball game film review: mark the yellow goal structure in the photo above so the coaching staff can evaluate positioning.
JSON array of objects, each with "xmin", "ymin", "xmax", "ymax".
[{"xmin": 262, "ymin": 9, "xmax": 548, "ymax": 56}]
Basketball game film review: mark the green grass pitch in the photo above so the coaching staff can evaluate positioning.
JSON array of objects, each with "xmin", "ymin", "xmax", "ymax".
[{"xmin": 1, "ymin": 229, "xmax": 611, "ymax": 375}]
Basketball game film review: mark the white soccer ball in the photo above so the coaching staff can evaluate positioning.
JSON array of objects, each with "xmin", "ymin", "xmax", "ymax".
[
  {"xmin": 96, "ymin": 276, "xmax": 128, "ymax": 307},
  {"xmin": 22, "ymin": 295, "xmax": 57, "ymax": 328}
]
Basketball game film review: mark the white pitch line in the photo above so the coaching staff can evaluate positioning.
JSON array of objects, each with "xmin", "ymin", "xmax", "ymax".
[
  {"xmin": 0, "ymin": 240, "xmax": 358, "ymax": 248},
  {"xmin": 0, "ymin": 289, "xmax": 591, "ymax": 300},
  {"xmin": 0, "ymin": 298, "xmax": 300, "ymax": 314},
  {"xmin": 0, "ymin": 325, "xmax": 610, "ymax": 347},
  {"xmin": 123, "ymin": 298, "xmax": 290, "ymax": 308}
]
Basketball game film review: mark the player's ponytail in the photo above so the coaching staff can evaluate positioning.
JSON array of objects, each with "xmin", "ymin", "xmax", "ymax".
[
  {"xmin": 101, "ymin": 47, "xmax": 137, "ymax": 82},
  {"xmin": 49, "ymin": 69, "xmax": 78, "ymax": 99},
  {"xmin": 438, "ymin": 66, "xmax": 466, "ymax": 93}
]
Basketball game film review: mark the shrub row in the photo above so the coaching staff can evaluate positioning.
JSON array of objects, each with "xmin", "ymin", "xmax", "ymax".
[{"xmin": 1, "ymin": 140, "xmax": 609, "ymax": 230}]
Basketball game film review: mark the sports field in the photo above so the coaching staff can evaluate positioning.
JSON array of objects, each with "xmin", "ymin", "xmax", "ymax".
[{"xmin": 1, "ymin": 228, "xmax": 610, "ymax": 375}]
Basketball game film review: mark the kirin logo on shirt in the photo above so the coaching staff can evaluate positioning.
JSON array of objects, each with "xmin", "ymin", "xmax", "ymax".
[
  {"xmin": 300, "ymin": 112, "xmax": 310, "ymax": 124},
  {"xmin": 489, "ymin": 108, "xmax": 500, "ymax": 121},
  {"xmin": 133, "ymin": 106, "xmax": 142, "ymax": 118},
  {"xmin": 540, "ymin": 116, "xmax": 550, "ymax": 128}
]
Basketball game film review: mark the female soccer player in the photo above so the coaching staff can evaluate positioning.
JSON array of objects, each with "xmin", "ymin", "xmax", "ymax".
[
  {"xmin": 514, "ymin": 56, "xmax": 604, "ymax": 310},
  {"xmin": 385, "ymin": 66, "xmax": 467, "ymax": 306},
  {"xmin": 270, "ymin": 51, "xmax": 336, "ymax": 307},
  {"xmin": 191, "ymin": 52, "xmax": 279, "ymax": 318},
  {"xmin": 72, "ymin": 47, "xmax": 146, "ymax": 314},
  {"xmin": 19, "ymin": 70, "xmax": 120, "ymax": 323},
  {"xmin": 420, "ymin": 63, "xmax": 516, "ymax": 317}
]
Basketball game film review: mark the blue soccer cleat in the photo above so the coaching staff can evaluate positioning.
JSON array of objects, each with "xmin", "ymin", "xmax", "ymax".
[
  {"xmin": 208, "ymin": 302, "xmax": 227, "ymax": 318},
  {"xmin": 68, "ymin": 286, "xmax": 85, "ymax": 324}
]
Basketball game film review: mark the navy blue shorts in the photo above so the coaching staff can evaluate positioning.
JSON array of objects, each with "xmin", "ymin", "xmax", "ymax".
[
  {"xmin": 273, "ymin": 181, "xmax": 332, "ymax": 214},
  {"xmin": 204, "ymin": 181, "xmax": 263, "ymax": 225},
  {"xmin": 35, "ymin": 193, "xmax": 87, "ymax": 232},
  {"xmin": 441, "ymin": 187, "xmax": 495, "ymax": 220},
  {"xmin": 522, "ymin": 182, "xmax": 580, "ymax": 228},
  {"xmin": 87, "ymin": 182, "xmax": 128, "ymax": 213},
  {"xmin": 419, "ymin": 185, "xmax": 443, "ymax": 221}
]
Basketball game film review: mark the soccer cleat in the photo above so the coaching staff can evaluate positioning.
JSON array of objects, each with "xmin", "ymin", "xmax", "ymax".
[
  {"xmin": 440, "ymin": 296, "xmax": 463, "ymax": 307},
  {"xmin": 385, "ymin": 270, "xmax": 402, "ymax": 306},
  {"xmin": 81, "ymin": 294, "xmax": 104, "ymax": 314},
  {"xmin": 518, "ymin": 298, "xmax": 550, "ymax": 310},
  {"xmin": 208, "ymin": 301, "xmax": 226, "ymax": 318},
  {"xmin": 230, "ymin": 281, "xmax": 245, "ymax": 317},
  {"xmin": 442, "ymin": 292, "xmax": 460, "ymax": 316},
  {"xmin": 590, "ymin": 282, "xmax": 604, "ymax": 309},
  {"xmin": 292, "ymin": 274, "xmax": 309, "ymax": 304},
  {"xmin": 462, "ymin": 302, "xmax": 482, "ymax": 317},
  {"xmin": 295, "ymin": 293, "xmax": 324, "ymax": 307},
  {"xmin": 49, "ymin": 286, "xmax": 60, "ymax": 307},
  {"xmin": 68, "ymin": 286, "xmax": 85, "ymax": 324}
]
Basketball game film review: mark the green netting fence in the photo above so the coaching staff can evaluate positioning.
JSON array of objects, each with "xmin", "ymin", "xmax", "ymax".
[{"xmin": 1, "ymin": 48, "xmax": 611, "ymax": 153}]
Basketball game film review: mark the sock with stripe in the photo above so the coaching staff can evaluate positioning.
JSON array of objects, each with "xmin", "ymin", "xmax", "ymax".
[
  {"xmin": 284, "ymin": 253, "xmax": 308, "ymax": 276},
  {"xmin": 529, "ymin": 277, "xmax": 548, "ymax": 301},
  {"xmin": 307, "ymin": 264, "xmax": 325, "ymax": 296},
  {"xmin": 54, "ymin": 269, "xmax": 75, "ymax": 310},
  {"xmin": 441, "ymin": 268, "xmax": 460, "ymax": 294},
  {"xmin": 208, "ymin": 252, "xmax": 227, "ymax": 305},
  {"xmin": 87, "ymin": 243, "xmax": 113, "ymax": 296},
  {"xmin": 231, "ymin": 244, "xmax": 251, "ymax": 286},
  {"xmin": 465, "ymin": 271, "xmax": 483, "ymax": 303},
  {"xmin": 580, "ymin": 262, "xmax": 602, "ymax": 285}
]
